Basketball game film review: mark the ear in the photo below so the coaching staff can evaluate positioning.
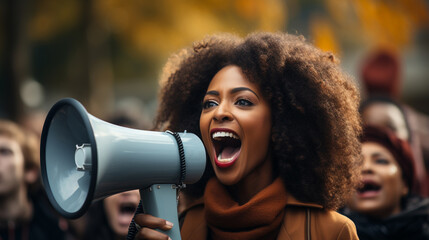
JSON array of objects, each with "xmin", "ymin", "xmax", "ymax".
[{"xmin": 25, "ymin": 167, "xmax": 39, "ymax": 185}]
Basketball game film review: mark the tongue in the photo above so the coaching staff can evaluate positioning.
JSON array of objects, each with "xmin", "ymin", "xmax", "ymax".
[{"xmin": 220, "ymin": 146, "xmax": 240, "ymax": 159}]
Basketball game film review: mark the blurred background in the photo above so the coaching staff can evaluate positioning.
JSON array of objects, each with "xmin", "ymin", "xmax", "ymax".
[{"xmin": 1, "ymin": 0, "xmax": 428, "ymax": 130}]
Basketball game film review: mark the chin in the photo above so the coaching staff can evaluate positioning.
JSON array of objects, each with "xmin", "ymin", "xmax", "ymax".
[
  {"xmin": 351, "ymin": 202, "xmax": 382, "ymax": 215},
  {"xmin": 111, "ymin": 225, "xmax": 129, "ymax": 237},
  {"xmin": 216, "ymin": 175, "xmax": 241, "ymax": 186},
  {"xmin": 213, "ymin": 166, "xmax": 244, "ymax": 186},
  {"xmin": 210, "ymin": 151, "xmax": 247, "ymax": 186}
]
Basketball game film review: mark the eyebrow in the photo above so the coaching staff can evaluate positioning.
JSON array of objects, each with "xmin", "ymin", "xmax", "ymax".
[
  {"xmin": 370, "ymin": 152, "xmax": 388, "ymax": 159},
  {"xmin": 231, "ymin": 87, "xmax": 259, "ymax": 99},
  {"xmin": 204, "ymin": 87, "xmax": 259, "ymax": 99},
  {"xmin": 205, "ymin": 90, "xmax": 219, "ymax": 96}
]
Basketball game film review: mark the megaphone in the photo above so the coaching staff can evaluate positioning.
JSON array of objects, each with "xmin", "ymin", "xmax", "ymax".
[{"xmin": 40, "ymin": 98, "xmax": 206, "ymax": 240}]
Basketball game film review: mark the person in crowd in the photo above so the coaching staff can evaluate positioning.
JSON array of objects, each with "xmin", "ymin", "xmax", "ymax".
[
  {"xmin": 0, "ymin": 119, "xmax": 66, "ymax": 240},
  {"xmin": 360, "ymin": 48, "xmax": 429, "ymax": 197},
  {"xmin": 132, "ymin": 32, "xmax": 363, "ymax": 239},
  {"xmin": 360, "ymin": 96, "xmax": 410, "ymax": 142},
  {"xmin": 81, "ymin": 190, "xmax": 140, "ymax": 240},
  {"xmin": 341, "ymin": 125, "xmax": 429, "ymax": 240},
  {"xmin": 360, "ymin": 95, "xmax": 429, "ymax": 196},
  {"xmin": 360, "ymin": 48, "xmax": 401, "ymax": 99}
]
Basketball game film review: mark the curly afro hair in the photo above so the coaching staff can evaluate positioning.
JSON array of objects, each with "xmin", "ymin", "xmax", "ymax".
[{"xmin": 155, "ymin": 32, "xmax": 362, "ymax": 210}]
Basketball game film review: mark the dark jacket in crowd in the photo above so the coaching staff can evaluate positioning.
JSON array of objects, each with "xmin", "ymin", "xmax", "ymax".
[
  {"xmin": 341, "ymin": 195, "xmax": 429, "ymax": 240},
  {"xmin": 0, "ymin": 193, "xmax": 65, "ymax": 240}
]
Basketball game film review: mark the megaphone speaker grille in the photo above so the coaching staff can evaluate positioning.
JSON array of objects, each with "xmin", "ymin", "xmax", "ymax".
[{"xmin": 40, "ymin": 98, "xmax": 98, "ymax": 218}]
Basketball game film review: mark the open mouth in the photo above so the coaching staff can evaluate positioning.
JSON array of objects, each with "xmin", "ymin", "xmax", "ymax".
[
  {"xmin": 356, "ymin": 180, "xmax": 381, "ymax": 197},
  {"xmin": 117, "ymin": 201, "xmax": 138, "ymax": 226},
  {"xmin": 119, "ymin": 202, "xmax": 137, "ymax": 215},
  {"xmin": 211, "ymin": 130, "xmax": 241, "ymax": 168}
]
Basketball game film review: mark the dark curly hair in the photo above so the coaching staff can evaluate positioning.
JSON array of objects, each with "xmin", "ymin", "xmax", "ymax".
[{"xmin": 154, "ymin": 32, "xmax": 362, "ymax": 210}]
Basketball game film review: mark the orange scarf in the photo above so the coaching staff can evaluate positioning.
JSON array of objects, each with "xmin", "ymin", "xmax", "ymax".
[{"xmin": 204, "ymin": 177, "xmax": 287, "ymax": 240}]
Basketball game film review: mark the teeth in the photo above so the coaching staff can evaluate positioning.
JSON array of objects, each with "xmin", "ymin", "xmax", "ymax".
[
  {"xmin": 212, "ymin": 131, "xmax": 239, "ymax": 140},
  {"xmin": 217, "ymin": 153, "xmax": 234, "ymax": 162}
]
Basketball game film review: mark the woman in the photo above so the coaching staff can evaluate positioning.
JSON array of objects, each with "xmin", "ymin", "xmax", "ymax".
[
  {"xmin": 341, "ymin": 125, "xmax": 429, "ymax": 240},
  {"xmin": 0, "ymin": 119, "xmax": 66, "ymax": 240},
  {"xmin": 134, "ymin": 32, "xmax": 362, "ymax": 239},
  {"xmin": 82, "ymin": 190, "xmax": 140, "ymax": 240},
  {"xmin": 360, "ymin": 95, "xmax": 429, "ymax": 196}
]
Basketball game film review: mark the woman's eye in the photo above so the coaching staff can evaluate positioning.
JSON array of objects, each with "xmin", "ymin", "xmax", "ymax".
[
  {"xmin": 0, "ymin": 147, "xmax": 13, "ymax": 156},
  {"xmin": 202, "ymin": 100, "xmax": 218, "ymax": 109},
  {"xmin": 375, "ymin": 158, "xmax": 390, "ymax": 165},
  {"xmin": 235, "ymin": 99, "xmax": 253, "ymax": 106}
]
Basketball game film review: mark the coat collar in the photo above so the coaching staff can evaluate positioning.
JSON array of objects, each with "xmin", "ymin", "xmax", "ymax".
[{"xmin": 285, "ymin": 192, "xmax": 323, "ymax": 209}]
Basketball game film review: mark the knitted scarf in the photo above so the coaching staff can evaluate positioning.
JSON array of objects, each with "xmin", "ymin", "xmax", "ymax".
[{"xmin": 204, "ymin": 177, "xmax": 287, "ymax": 240}]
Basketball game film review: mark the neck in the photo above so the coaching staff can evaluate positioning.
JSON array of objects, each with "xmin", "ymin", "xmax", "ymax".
[
  {"xmin": 0, "ymin": 186, "xmax": 33, "ymax": 224},
  {"xmin": 227, "ymin": 155, "xmax": 274, "ymax": 205}
]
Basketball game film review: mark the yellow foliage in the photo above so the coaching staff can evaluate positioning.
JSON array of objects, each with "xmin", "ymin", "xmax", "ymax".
[
  {"xmin": 351, "ymin": 0, "xmax": 428, "ymax": 48},
  {"xmin": 27, "ymin": 0, "xmax": 286, "ymax": 60},
  {"xmin": 95, "ymin": 0, "xmax": 286, "ymax": 59},
  {"xmin": 399, "ymin": 0, "xmax": 429, "ymax": 27},
  {"xmin": 29, "ymin": 0, "xmax": 80, "ymax": 41},
  {"xmin": 310, "ymin": 16, "xmax": 339, "ymax": 55}
]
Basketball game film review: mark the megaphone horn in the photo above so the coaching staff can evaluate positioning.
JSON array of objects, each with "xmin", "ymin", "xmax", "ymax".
[{"xmin": 40, "ymin": 98, "xmax": 206, "ymax": 240}]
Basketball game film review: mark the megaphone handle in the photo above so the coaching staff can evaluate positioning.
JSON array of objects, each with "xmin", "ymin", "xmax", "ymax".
[{"xmin": 140, "ymin": 184, "xmax": 181, "ymax": 240}]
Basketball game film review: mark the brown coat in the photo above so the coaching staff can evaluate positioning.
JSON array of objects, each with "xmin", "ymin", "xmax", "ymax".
[{"xmin": 180, "ymin": 194, "xmax": 359, "ymax": 240}]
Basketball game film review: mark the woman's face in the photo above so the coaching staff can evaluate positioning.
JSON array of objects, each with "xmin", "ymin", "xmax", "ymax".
[
  {"xmin": 199, "ymin": 65, "xmax": 272, "ymax": 186},
  {"xmin": 348, "ymin": 142, "xmax": 408, "ymax": 219},
  {"xmin": 103, "ymin": 190, "xmax": 140, "ymax": 237},
  {"xmin": 0, "ymin": 136, "xmax": 25, "ymax": 195}
]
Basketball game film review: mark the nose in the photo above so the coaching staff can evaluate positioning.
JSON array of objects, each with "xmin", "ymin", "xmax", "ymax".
[
  {"xmin": 213, "ymin": 102, "xmax": 233, "ymax": 122},
  {"xmin": 361, "ymin": 158, "xmax": 374, "ymax": 174}
]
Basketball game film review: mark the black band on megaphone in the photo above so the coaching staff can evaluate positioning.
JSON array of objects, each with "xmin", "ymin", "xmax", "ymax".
[
  {"xmin": 127, "ymin": 200, "xmax": 144, "ymax": 240},
  {"xmin": 165, "ymin": 130, "xmax": 186, "ymax": 187}
]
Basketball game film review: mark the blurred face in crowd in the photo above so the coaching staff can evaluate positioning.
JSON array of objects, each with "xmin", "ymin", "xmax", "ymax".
[
  {"xmin": 199, "ymin": 65, "xmax": 272, "ymax": 186},
  {"xmin": 104, "ymin": 190, "xmax": 140, "ymax": 237},
  {"xmin": 361, "ymin": 102, "xmax": 409, "ymax": 141},
  {"xmin": 349, "ymin": 141, "xmax": 408, "ymax": 219},
  {"xmin": 0, "ymin": 136, "xmax": 25, "ymax": 196}
]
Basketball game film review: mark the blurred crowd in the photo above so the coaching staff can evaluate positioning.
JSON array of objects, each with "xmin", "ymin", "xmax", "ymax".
[
  {"xmin": 340, "ymin": 48, "xmax": 429, "ymax": 239},
  {"xmin": 0, "ymin": 113, "xmax": 145, "ymax": 240},
  {"xmin": 1, "ymin": 47, "xmax": 429, "ymax": 239}
]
